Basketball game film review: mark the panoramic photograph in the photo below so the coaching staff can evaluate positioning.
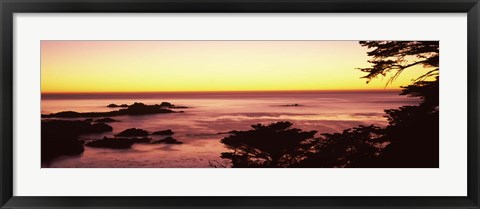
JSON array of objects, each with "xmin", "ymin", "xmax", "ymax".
[{"xmin": 41, "ymin": 41, "xmax": 439, "ymax": 168}]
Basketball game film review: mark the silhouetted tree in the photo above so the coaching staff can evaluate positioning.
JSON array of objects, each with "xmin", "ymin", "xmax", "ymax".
[
  {"xmin": 220, "ymin": 121, "xmax": 317, "ymax": 168},
  {"xmin": 358, "ymin": 41, "xmax": 439, "ymax": 85},
  {"xmin": 350, "ymin": 41, "xmax": 439, "ymax": 167},
  {"xmin": 218, "ymin": 41, "xmax": 439, "ymax": 168},
  {"xmin": 299, "ymin": 125, "xmax": 386, "ymax": 168},
  {"xmin": 299, "ymin": 41, "xmax": 439, "ymax": 168},
  {"xmin": 360, "ymin": 41, "xmax": 439, "ymax": 167},
  {"xmin": 380, "ymin": 104, "xmax": 439, "ymax": 167}
]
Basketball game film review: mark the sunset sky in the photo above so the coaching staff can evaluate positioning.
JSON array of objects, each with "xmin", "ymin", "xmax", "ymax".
[{"xmin": 41, "ymin": 41, "xmax": 429, "ymax": 93}]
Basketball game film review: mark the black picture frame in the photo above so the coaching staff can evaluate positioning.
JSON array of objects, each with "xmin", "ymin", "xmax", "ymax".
[{"xmin": 1, "ymin": 0, "xmax": 479, "ymax": 208}]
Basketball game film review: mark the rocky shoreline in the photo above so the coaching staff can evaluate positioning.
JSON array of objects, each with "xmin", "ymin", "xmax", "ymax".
[
  {"xmin": 42, "ymin": 102, "xmax": 187, "ymax": 118},
  {"xmin": 41, "ymin": 102, "xmax": 186, "ymax": 164}
]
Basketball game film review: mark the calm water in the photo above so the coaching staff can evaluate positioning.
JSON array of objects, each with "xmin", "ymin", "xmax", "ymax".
[{"xmin": 42, "ymin": 91, "xmax": 420, "ymax": 168}]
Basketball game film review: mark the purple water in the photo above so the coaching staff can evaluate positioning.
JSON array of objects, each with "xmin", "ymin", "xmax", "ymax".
[{"xmin": 41, "ymin": 91, "xmax": 420, "ymax": 168}]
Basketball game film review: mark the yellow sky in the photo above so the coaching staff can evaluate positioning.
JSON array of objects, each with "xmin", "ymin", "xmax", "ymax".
[{"xmin": 41, "ymin": 41, "xmax": 430, "ymax": 93}]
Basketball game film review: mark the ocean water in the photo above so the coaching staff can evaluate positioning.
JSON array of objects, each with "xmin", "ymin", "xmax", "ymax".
[{"xmin": 41, "ymin": 91, "xmax": 420, "ymax": 168}]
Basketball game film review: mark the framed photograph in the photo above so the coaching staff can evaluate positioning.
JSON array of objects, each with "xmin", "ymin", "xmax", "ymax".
[{"xmin": 1, "ymin": 0, "xmax": 479, "ymax": 208}]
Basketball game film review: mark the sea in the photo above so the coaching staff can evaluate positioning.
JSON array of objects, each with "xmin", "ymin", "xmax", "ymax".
[{"xmin": 41, "ymin": 91, "xmax": 420, "ymax": 168}]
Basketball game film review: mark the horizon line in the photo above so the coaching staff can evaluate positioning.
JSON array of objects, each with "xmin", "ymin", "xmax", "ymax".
[{"xmin": 41, "ymin": 89, "xmax": 402, "ymax": 94}]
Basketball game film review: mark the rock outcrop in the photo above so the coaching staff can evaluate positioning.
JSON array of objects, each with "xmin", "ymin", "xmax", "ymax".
[
  {"xmin": 151, "ymin": 129, "xmax": 174, "ymax": 135},
  {"xmin": 151, "ymin": 137, "xmax": 182, "ymax": 144},
  {"xmin": 115, "ymin": 128, "xmax": 149, "ymax": 137},
  {"xmin": 42, "ymin": 120, "xmax": 113, "ymax": 163},
  {"xmin": 85, "ymin": 137, "xmax": 151, "ymax": 149},
  {"xmin": 42, "ymin": 102, "xmax": 176, "ymax": 118}
]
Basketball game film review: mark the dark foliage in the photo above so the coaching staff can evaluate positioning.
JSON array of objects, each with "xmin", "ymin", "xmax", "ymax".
[
  {"xmin": 299, "ymin": 125, "xmax": 386, "ymax": 168},
  {"xmin": 380, "ymin": 105, "xmax": 439, "ymax": 167},
  {"xmin": 400, "ymin": 78, "xmax": 439, "ymax": 109},
  {"xmin": 218, "ymin": 41, "xmax": 439, "ymax": 168},
  {"xmin": 356, "ymin": 41, "xmax": 439, "ymax": 167},
  {"xmin": 358, "ymin": 41, "xmax": 439, "ymax": 85},
  {"xmin": 220, "ymin": 121, "xmax": 316, "ymax": 168}
]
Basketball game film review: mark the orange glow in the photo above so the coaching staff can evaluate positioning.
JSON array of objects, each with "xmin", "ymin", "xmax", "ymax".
[{"xmin": 41, "ymin": 41, "xmax": 429, "ymax": 93}]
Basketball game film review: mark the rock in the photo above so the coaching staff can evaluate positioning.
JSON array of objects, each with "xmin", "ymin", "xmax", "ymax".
[
  {"xmin": 107, "ymin": 103, "xmax": 129, "ymax": 108},
  {"xmin": 42, "ymin": 111, "xmax": 84, "ymax": 118},
  {"xmin": 90, "ymin": 123, "xmax": 114, "ymax": 133},
  {"xmin": 42, "ymin": 102, "xmax": 176, "ymax": 118},
  {"xmin": 43, "ymin": 120, "xmax": 113, "ymax": 136},
  {"xmin": 157, "ymin": 102, "xmax": 188, "ymax": 109},
  {"xmin": 115, "ymin": 128, "xmax": 149, "ymax": 137},
  {"xmin": 282, "ymin": 104, "xmax": 302, "ymax": 107},
  {"xmin": 41, "ymin": 120, "xmax": 113, "ymax": 163},
  {"xmin": 94, "ymin": 118, "xmax": 119, "ymax": 123},
  {"xmin": 42, "ymin": 134, "xmax": 84, "ymax": 163},
  {"xmin": 151, "ymin": 129, "xmax": 174, "ymax": 135},
  {"xmin": 120, "ymin": 102, "xmax": 175, "ymax": 115},
  {"xmin": 151, "ymin": 137, "xmax": 183, "ymax": 144},
  {"xmin": 86, "ymin": 137, "xmax": 133, "ymax": 149},
  {"xmin": 159, "ymin": 102, "xmax": 174, "ymax": 108},
  {"xmin": 169, "ymin": 105, "xmax": 188, "ymax": 109},
  {"xmin": 85, "ymin": 137, "xmax": 151, "ymax": 149}
]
